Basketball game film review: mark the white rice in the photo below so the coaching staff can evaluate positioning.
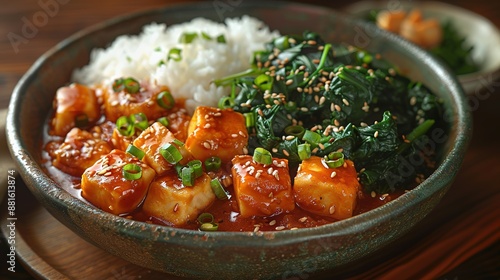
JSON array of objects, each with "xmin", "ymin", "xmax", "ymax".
[{"xmin": 71, "ymin": 16, "xmax": 279, "ymax": 113}]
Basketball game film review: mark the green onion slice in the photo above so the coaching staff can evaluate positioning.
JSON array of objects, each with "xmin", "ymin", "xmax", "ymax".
[
  {"xmin": 116, "ymin": 116, "xmax": 134, "ymax": 137},
  {"xmin": 188, "ymin": 160, "xmax": 203, "ymax": 178},
  {"xmin": 167, "ymin": 48, "xmax": 182, "ymax": 61},
  {"xmin": 197, "ymin": 213, "xmax": 214, "ymax": 224},
  {"xmin": 284, "ymin": 125, "xmax": 305, "ymax": 139},
  {"xmin": 324, "ymin": 152, "xmax": 345, "ymax": 168},
  {"xmin": 201, "ymin": 32, "xmax": 212, "ymax": 40},
  {"xmin": 123, "ymin": 77, "xmax": 140, "ymax": 94},
  {"xmin": 253, "ymin": 147, "xmax": 272, "ymax": 165},
  {"xmin": 244, "ymin": 112, "xmax": 256, "ymax": 128},
  {"xmin": 122, "ymin": 163, "xmax": 142, "ymax": 180},
  {"xmin": 130, "ymin": 113, "xmax": 149, "ymax": 131},
  {"xmin": 180, "ymin": 32, "xmax": 198, "ymax": 44},
  {"xmin": 216, "ymin": 34, "xmax": 226, "ymax": 43},
  {"xmin": 112, "ymin": 77, "xmax": 140, "ymax": 94},
  {"xmin": 157, "ymin": 91, "xmax": 175, "ymax": 109},
  {"xmin": 181, "ymin": 166, "xmax": 194, "ymax": 187},
  {"xmin": 210, "ymin": 178, "xmax": 229, "ymax": 200},
  {"xmin": 126, "ymin": 144, "xmax": 145, "ymax": 160},
  {"xmin": 200, "ymin": 223, "xmax": 219, "ymax": 231},
  {"xmin": 204, "ymin": 156, "xmax": 221, "ymax": 172},
  {"xmin": 302, "ymin": 130, "xmax": 322, "ymax": 146},
  {"xmin": 157, "ymin": 117, "xmax": 169, "ymax": 127},
  {"xmin": 218, "ymin": 96, "xmax": 234, "ymax": 109},
  {"xmin": 172, "ymin": 138, "xmax": 184, "ymax": 146},
  {"xmin": 298, "ymin": 143, "xmax": 311, "ymax": 161},
  {"xmin": 254, "ymin": 74, "xmax": 273, "ymax": 91},
  {"xmin": 159, "ymin": 143, "xmax": 183, "ymax": 164}
]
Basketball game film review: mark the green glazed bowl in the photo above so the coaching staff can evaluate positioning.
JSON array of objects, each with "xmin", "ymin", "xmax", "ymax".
[{"xmin": 6, "ymin": 1, "xmax": 471, "ymax": 279}]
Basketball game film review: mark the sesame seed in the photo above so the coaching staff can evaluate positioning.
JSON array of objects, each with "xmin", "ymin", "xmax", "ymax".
[
  {"xmin": 319, "ymin": 96, "xmax": 326, "ymax": 105},
  {"xmin": 231, "ymin": 134, "xmax": 238, "ymax": 138},
  {"xmin": 285, "ymin": 135, "xmax": 295, "ymax": 141},
  {"xmin": 329, "ymin": 205, "xmax": 336, "ymax": 214},
  {"xmin": 334, "ymin": 119, "xmax": 340, "ymax": 126},
  {"xmin": 285, "ymin": 79, "xmax": 294, "ymax": 86},
  {"xmin": 268, "ymin": 167, "xmax": 273, "ymax": 175},
  {"xmin": 272, "ymin": 148, "xmax": 278, "ymax": 153},
  {"xmin": 204, "ymin": 123, "xmax": 211, "ymax": 129},
  {"xmin": 282, "ymin": 149, "xmax": 290, "ymax": 157},
  {"xmin": 269, "ymin": 220, "xmax": 277, "ymax": 226},
  {"xmin": 330, "ymin": 103, "xmax": 335, "ymax": 112},
  {"xmin": 275, "ymin": 226, "xmax": 286, "ymax": 231},
  {"xmin": 342, "ymin": 99, "xmax": 350, "ymax": 106},
  {"xmin": 374, "ymin": 131, "xmax": 379, "ymax": 138},
  {"xmin": 371, "ymin": 191, "xmax": 376, "ymax": 198},
  {"xmin": 300, "ymin": 107, "xmax": 309, "ymax": 112},
  {"xmin": 410, "ymin": 96, "xmax": 417, "ymax": 106},
  {"xmin": 334, "ymin": 104, "xmax": 342, "ymax": 112},
  {"xmin": 238, "ymin": 131, "xmax": 246, "ymax": 137},
  {"xmin": 330, "ymin": 171, "xmax": 337, "ymax": 178},
  {"xmin": 243, "ymin": 147, "xmax": 249, "ymax": 154},
  {"xmin": 318, "ymin": 143, "xmax": 325, "ymax": 150},
  {"xmin": 203, "ymin": 142, "xmax": 211, "ymax": 149},
  {"xmin": 173, "ymin": 203, "xmax": 179, "ymax": 212},
  {"xmin": 272, "ymin": 169, "xmax": 279, "ymax": 180}
]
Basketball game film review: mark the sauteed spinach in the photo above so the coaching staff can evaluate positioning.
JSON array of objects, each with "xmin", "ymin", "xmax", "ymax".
[{"xmin": 215, "ymin": 31, "xmax": 444, "ymax": 194}]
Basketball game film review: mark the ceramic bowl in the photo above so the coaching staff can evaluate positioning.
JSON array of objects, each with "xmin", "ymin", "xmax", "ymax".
[
  {"xmin": 344, "ymin": 0, "xmax": 500, "ymax": 95},
  {"xmin": 6, "ymin": 1, "xmax": 471, "ymax": 279}
]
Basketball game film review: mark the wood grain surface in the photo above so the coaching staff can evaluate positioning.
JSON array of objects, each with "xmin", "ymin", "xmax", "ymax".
[{"xmin": 1, "ymin": 0, "xmax": 499, "ymax": 279}]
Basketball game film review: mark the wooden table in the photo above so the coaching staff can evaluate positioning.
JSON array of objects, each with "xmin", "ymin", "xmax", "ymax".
[{"xmin": 1, "ymin": 0, "xmax": 499, "ymax": 279}]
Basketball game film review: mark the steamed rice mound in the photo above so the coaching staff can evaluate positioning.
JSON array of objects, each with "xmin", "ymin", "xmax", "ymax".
[{"xmin": 72, "ymin": 16, "xmax": 280, "ymax": 113}]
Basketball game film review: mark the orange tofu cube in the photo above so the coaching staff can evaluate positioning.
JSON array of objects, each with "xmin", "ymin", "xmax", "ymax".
[
  {"xmin": 51, "ymin": 83, "xmax": 100, "ymax": 136},
  {"xmin": 185, "ymin": 106, "xmax": 248, "ymax": 163},
  {"xmin": 293, "ymin": 156, "xmax": 359, "ymax": 220},
  {"xmin": 53, "ymin": 127, "xmax": 112, "ymax": 177},
  {"xmin": 133, "ymin": 122, "xmax": 193, "ymax": 175},
  {"xmin": 231, "ymin": 155, "xmax": 295, "ymax": 218},
  {"xmin": 101, "ymin": 83, "xmax": 171, "ymax": 122},
  {"xmin": 81, "ymin": 149, "xmax": 155, "ymax": 215},
  {"xmin": 142, "ymin": 172, "xmax": 215, "ymax": 226}
]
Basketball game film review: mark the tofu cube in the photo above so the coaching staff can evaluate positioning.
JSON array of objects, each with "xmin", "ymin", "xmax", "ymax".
[
  {"xmin": 293, "ymin": 156, "xmax": 359, "ymax": 220},
  {"xmin": 231, "ymin": 155, "xmax": 295, "ymax": 218},
  {"xmin": 185, "ymin": 106, "xmax": 248, "ymax": 163},
  {"xmin": 81, "ymin": 149, "xmax": 155, "ymax": 215},
  {"xmin": 133, "ymin": 122, "xmax": 193, "ymax": 175},
  {"xmin": 142, "ymin": 172, "xmax": 216, "ymax": 226},
  {"xmin": 53, "ymin": 127, "xmax": 112, "ymax": 177}
]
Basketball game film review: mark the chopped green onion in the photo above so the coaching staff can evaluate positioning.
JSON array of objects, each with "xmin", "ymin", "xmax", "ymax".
[
  {"xmin": 197, "ymin": 213, "xmax": 214, "ymax": 224},
  {"xmin": 130, "ymin": 113, "xmax": 149, "ymax": 130},
  {"xmin": 201, "ymin": 32, "xmax": 212, "ymax": 40},
  {"xmin": 204, "ymin": 156, "xmax": 221, "ymax": 172},
  {"xmin": 181, "ymin": 166, "xmax": 194, "ymax": 187},
  {"xmin": 273, "ymin": 35, "xmax": 290, "ymax": 50},
  {"xmin": 112, "ymin": 77, "xmax": 140, "ymax": 94},
  {"xmin": 254, "ymin": 74, "xmax": 273, "ymax": 91},
  {"xmin": 218, "ymin": 96, "xmax": 234, "ymax": 109},
  {"xmin": 168, "ymin": 48, "xmax": 182, "ymax": 61},
  {"xmin": 172, "ymin": 138, "xmax": 184, "ymax": 146},
  {"xmin": 197, "ymin": 213, "xmax": 219, "ymax": 231},
  {"xmin": 216, "ymin": 34, "xmax": 226, "ymax": 43},
  {"xmin": 298, "ymin": 143, "xmax": 311, "ymax": 161},
  {"xmin": 123, "ymin": 77, "xmax": 140, "ymax": 94},
  {"xmin": 210, "ymin": 178, "xmax": 229, "ymax": 200},
  {"xmin": 244, "ymin": 112, "xmax": 256, "ymax": 128},
  {"xmin": 200, "ymin": 222, "xmax": 219, "ymax": 231},
  {"xmin": 302, "ymin": 130, "xmax": 322, "ymax": 146},
  {"xmin": 253, "ymin": 147, "xmax": 272, "ymax": 165},
  {"xmin": 284, "ymin": 125, "xmax": 305, "ymax": 139},
  {"xmin": 159, "ymin": 143, "xmax": 183, "ymax": 164},
  {"xmin": 180, "ymin": 32, "xmax": 198, "ymax": 43},
  {"xmin": 324, "ymin": 152, "xmax": 345, "ymax": 168},
  {"xmin": 157, "ymin": 117, "xmax": 169, "ymax": 127},
  {"xmin": 126, "ymin": 144, "xmax": 145, "ymax": 160},
  {"xmin": 188, "ymin": 160, "xmax": 203, "ymax": 178},
  {"xmin": 122, "ymin": 163, "xmax": 142, "ymax": 180},
  {"xmin": 175, "ymin": 163, "xmax": 184, "ymax": 177},
  {"xmin": 157, "ymin": 91, "xmax": 175, "ymax": 109},
  {"xmin": 74, "ymin": 113, "xmax": 89, "ymax": 128},
  {"xmin": 116, "ymin": 116, "xmax": 134, "ymax": 137}
]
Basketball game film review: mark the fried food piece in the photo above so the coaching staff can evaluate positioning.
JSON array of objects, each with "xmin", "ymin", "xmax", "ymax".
[
  {"xmin": 231, "ymin": 155, "xmax": 295, "ymax": 218},
  {"xmin": 81, "ymin": 149, "xmax": 155, "ymax": 215},
  {"xmin": 293, "ymin": 156, "xmax": 359, "ymax": 220}
]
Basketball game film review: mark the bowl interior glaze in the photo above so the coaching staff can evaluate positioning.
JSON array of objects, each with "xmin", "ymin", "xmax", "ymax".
[{"xmin": 6, "ymin": 1, "xmax": 471, "ymax": 279}]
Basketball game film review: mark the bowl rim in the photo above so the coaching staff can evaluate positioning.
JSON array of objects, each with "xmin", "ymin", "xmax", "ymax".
[{"xmin": 6, "ymin": 0, "xmax": 472, "ymax": 246}]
